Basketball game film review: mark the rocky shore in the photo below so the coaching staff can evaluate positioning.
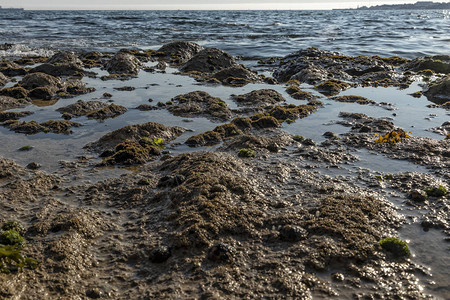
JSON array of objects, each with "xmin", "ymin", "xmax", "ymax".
[{"xmin": 0, "ymin": 41, "xmax": 449, "ymax": 299}]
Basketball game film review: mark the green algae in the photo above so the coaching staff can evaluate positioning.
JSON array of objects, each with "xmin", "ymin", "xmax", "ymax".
[{"xmin": 379, "ymin": 237, "xmax": 410, "ymax": 258}]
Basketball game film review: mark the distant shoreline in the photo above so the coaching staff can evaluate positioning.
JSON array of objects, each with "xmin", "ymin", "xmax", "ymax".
[{"xmin": 353, "ymin": 1, "xmax": 450, "ymax": 10}]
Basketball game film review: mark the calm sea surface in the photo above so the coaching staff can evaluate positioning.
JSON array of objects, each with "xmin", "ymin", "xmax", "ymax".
[{"xmin": 0, "ymin": 9, "xmax": 449, "ymax": 58}]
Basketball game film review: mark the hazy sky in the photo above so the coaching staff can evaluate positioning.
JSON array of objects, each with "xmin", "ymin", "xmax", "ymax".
[{"xmin": 0, "ymin": 0, "xmax": 433, "ymax": 10}]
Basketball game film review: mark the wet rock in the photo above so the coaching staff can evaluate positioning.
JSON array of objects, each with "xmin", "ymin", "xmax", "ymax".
[
  {"xmin": 0, "ymin": 60, "xmax": 27, "ymax": 76},
  {"xmin": 406, "ymin": 56, "xmax": 450, "ymax": 74},
  {"xmin": 207, "ymin": 243, "xmax": 234, "ymax": 263},
  {"xmin": 64, "ymin": 80, "xmax": 96, "ymax": 96},
  {"xmin": 424, "ymin": 76, "xmax": 450, "ymax": 104},
  {"xmin": 0, "ymin": 111, "xmax": 33, "ymax": 122},
  {"xmin": 30, "ymin": 63, "xmax": 85, "ymax": 77},
  {"xmin": 29, "ymin": 87, "xmax": 54, "ymax": 100},
  {"xmin": 157, "ymin": 41, "xmax": 204, "ymax": 65},
  {"xmin": 114, "ymin": 86, "xmax": 135, "ymax": 91},
  {"xmin": 331, "ymin": 95, "xmax": 376, "ymax": 105},
  {"xmin": 47, "ymin": 51, "xmax": 82, "ymax": 65},
  {"xmin": 26, "ymin": 162, "xmax": 41, "ymax": 170},
  {"xmin": 135, "ymin": 104, "xmax": 157, "ymax": 111},
  {"xmin": 180, "ymin": 48, "xmax": 237, "ymax": 73},
  {"xmin": 19, "ymin": 72, "xmax": 62, "ymax": 92},
  {"xmin": 251, "ymin": 116, "xmax": 280, "ymax": 129},
  {"xmin": 314, "ymin": 79, "xmax": 350, "ymax": 96},
  {"xmin": 86, "ymin": 122, "xmax": 185, "ymax": 153},
  {"xmin": 0, "ymin": 72, "xmax": 8, "ymax": 86},
  {"xmin": 210, "ymin": 65, "xmax": 260, "ymax": 86},
  {"xmin": 0, "ymin": 86, "xmax": 29, "ymax": 99},
  {"xmin": 149, "ymin": 245, "xmax": 171, "ymax": 263},
  {"xmin": 409, "ymin": 189, "xmax": 428, "ymax": 202},
  {"xmin": 168, "ymin": 91, "xmax": 232, "ymax": 122},
  {"xmin": 0, "ymin": 95, "xmax": 30, "ymax": 111},
  {"xmin": 0, "ymin": 119, "xmax": 81, "ymax": 134},
  {"xmin": 105, "ymin": 52, "xmax": 141, "ymax": 75},
  {"xmin": 57, "ymin": 100, "xmax": 127, "ymax": 120},
  {"xmin": 232, "ymin": 89, "xmax": 285, "ymax": 107},
  {"xmin": 57, "ymin": 100, "xmax": 106, "ymax": 116},
  {"xmin": 285, "ymin": 84, "xmax": 317, "ymax": 100},
  {"xmin": 279, "ymin": 225, "xmax": 307, "ymax": 242},
  {"xmin": 266, "ymin": 104, "xmax": 317, "ymax": 123}
]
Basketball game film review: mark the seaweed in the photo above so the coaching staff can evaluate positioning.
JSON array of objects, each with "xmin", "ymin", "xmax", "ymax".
[
  {"xmin": 424, "ymin": 185, "xmax": 448, "ymax": 197},
  {"xmin": 374, "ymin": 129, "xmax": 412, "ymax": 145},
  {"xmin": 0, "ymin": 245, "xmax": 38, "ymax": 274},
  {"xmin": 238, "ymin": 148, "xmax": 256, "ymax": 158},
  {"xmin": 379, "ymin": 237, "xmax": 410, "ymax": 258}
]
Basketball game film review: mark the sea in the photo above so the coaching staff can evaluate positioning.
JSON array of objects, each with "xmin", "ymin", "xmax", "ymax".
[{"xmin": 0, "ymin": 9, "xmax": 449, "ymax": 59}]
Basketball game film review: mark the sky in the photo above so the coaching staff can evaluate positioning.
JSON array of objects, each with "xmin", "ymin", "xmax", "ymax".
[{"xmin": 0, "ymin": 0, "xmax": 443, "ymax": 10}]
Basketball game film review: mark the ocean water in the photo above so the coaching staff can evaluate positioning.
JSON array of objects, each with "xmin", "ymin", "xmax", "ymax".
[{"xmin": 0, "ymin": 9, "xmax": 449, "ymax": 59}]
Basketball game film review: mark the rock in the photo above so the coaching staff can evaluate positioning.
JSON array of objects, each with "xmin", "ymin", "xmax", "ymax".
[
  {"xmin": 19, "ymin": 72, "xmax": 62, "ymax": 91},
  {"xmin": 0, "ymin": 72, "xmax": 8, "ymax": 86},
  {"xmin": 29, "ymin": 87, "xmax": 54, "ymax": 100},
  {"xmin": 211, "ymin": 65, "xmax": 260, "ymax": 86},
  {"xmin": 180, "ymin": 48, "xmax": 237, "ymax": 73},
  {"xmin": 0, "ymin": 111, "xmax": 33, "ymax": 122},
  {"xmin": 158, "ymin": 41, "xmax": 204, "ymax": 65},
  {"xmin": 149, "ymin": 245, "xmax": 171, "ymax": 263},
  {"xmin": 26, "ymin": 162, "xmax": 41, "ymax": 170},
  {"xmin": 207, "ymin": 243, "xmax": 233, "ymax": 263},
  {"xmin": 30, "ymin": 63, "xmax": 85, "ymax": 77},
  {"xmin": 57, "ymin": 100, "xmax": 109, "ymax": 116},
  {"xmin": 279, "ymin": 225, "xmax": 307, "ymax": 242},
  {"xmin": 409, "ymin": 189, "xmax": 428, "ymax": 202},
  {"xmin": 406, "ymin": 56, "xmax": 450, "ymax": 74},
  {"xmin": 424, "ymin": 76, "xmax": 450, "ymax": 104},
  {"xmin": 292, "ymin": 65, "xmax": 328, "ymax": 84},
  {"xmin": 0, "ymin": 119, "xmax": 81, "ymax": 134},
  {"xmin": 86, "ymin": 122, "xmax": 185, "ymax": 153},
  {"xmin": 285, "ymin": 85, "xmax": 317, "ymax": 100},
  {"xmin": 86, "ymin": 104, "xmax": 127, "ymax": 120},
  {"xmin": 314, "ymin": 79, "xmax": 350, "ymax": 96},
  {"xmin": 331, "ymin": 95, "xmax": 376, "ymax": 105},
  {"xmin": 47, "ymin": 51, "xmax": 82, "ymax": 65},
  {"xmin": 0, "ymin": 87, "xmax": 29, "ymax": 99},
  {"xmin": 233, "ymin": 89, "xmax": 285, "ymax": 107},
  {"xmin": 0, "ymin": 60, "xmax": 27, "ymax": 76},
  {"xmin": 105, "ymin": 52, "xmax": 141, "ymax": 75},
  {"xmin": 0, "ymin": 95, "xmax": 29, "ymax": 111},
  {"xmin": 168, "ymin": 91, "xmax": 232, "ymax": 122}
]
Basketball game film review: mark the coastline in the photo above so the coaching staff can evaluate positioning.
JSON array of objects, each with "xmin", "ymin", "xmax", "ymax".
[{"xmin": 0, "ymin": 42, "xmax": 449, "ymax": 299}]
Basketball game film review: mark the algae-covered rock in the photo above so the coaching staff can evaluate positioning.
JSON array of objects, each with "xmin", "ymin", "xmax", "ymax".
[
  {"xmin": 233, "ymin": 89, "xmax": 285, "ymax": 107},
  {"xmin": 211, "ymin": 65, "xmax": 260, "ymax": 86},
  {"xmin": 314, "ymin": 79, "xmax": 350, "ymax": 96},
  {"xmin": 0, "ymin": 72, "xmax": 8, "ymax": 86},
  {"xmin": 180, "ymin": 48, "xmax": 237, "ymax": 73},
  {"xmin": 30, "ymin": 63, "xmax": 85, "ymax": 77},
  {"xmin": 157, "ymin": 41, "xmax": 204, "ymax": 65},
  {"xmin": 407, "ymin": 56, "xmax": 450, "ymax": 74},
  {"xmin": 0, "ymin": 111, "xmax": 33, "ymax": 122},
  {"xmin": 0, "ymin": 60, "xmax": 27, "ymax": 76},
  {"xmin": 424, "ymin": 76, "xmax": 450, "ymax": 104},
  {"xmin": 0, "ymin": 119, "xmax": 81, "ymax": 134},
  {"xmin": 331, "ymin": 95, "xmax": 376, "ymax": 105},
  {"xmin": 19, "ymin": 72, "xmax": 62, "ymax": 91},
  {"xmin": 0, "ymin": 95, "xmax": 29, "ymax": 111},
  {"xmin": 168, "ymin": 91, "xmax": 232, "ymax": 122},
  {"xmin": 57, "ymin": 100, "xmax": 126, "ymax": 120},
  {"xmin": 105, "ymin": 52, "xmax": 141, "ymax": 75},
  {"xmin": 86, "ymin": 122, "xmax": 185, "ymax": 153},
  {"xmin": 46, "ymin": 51, "xmax": 82, "ymax": 66},
  {"xmin": 0, "ymin": 87, "xmax": 29, "ymax": 99},
  {"xmin": 285, "ymin": 84, "xmax": 317, "ymax": 100}
]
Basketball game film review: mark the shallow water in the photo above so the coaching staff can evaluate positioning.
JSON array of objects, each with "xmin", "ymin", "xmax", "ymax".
[{"xmin": 1, "ymin": 9, "xmax": 449, "ymax": 59}]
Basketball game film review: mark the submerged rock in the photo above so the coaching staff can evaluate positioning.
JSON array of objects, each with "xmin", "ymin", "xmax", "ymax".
[{"xmin": 0, "ymin": 111, "xmax": 33, "ymax": 122}]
